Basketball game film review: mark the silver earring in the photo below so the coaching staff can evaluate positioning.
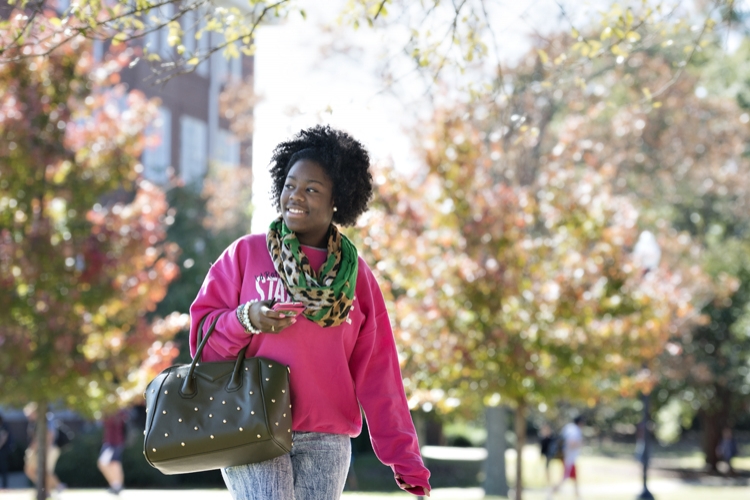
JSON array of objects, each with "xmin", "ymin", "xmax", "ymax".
[{"xmin": 333, "ymin": 207, "xmax": 338, "ymax": 212}]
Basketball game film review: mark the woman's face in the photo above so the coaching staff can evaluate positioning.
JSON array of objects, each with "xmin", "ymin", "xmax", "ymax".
[{"xmin": 280, "ymin": 159, "xmax": 335, "ymax": 247}]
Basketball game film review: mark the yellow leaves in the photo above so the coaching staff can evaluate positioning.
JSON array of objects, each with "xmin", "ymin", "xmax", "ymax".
[
  {"xmin": 573, "ymin": 40, "xmax": 602, "ymax": 57},
  {"xmin": 49, "ymin": 17, "xmax": 63, "ymax": 27},
  {"xmin": 537, "ymin": 49, "xmax": 549, "ymax": 64},
  {"xmin": 601, "ymin": 26, "xmax": 613, "ymax": 41},
  {"xmin": 625, "ymin": 31, "xmax": 641, "ymax": 42},
  {"xmin": 111, "ymin": 32, "xmax": 127, "ymax": 46},
  {"xmin": 167, "ymin": 20, "xmax": 182, "ymax": 47},
  {"xmin": 186, "ymin": 57, "xmax": 200, "ymax": 66},
  {"xmin": 223, "ymin": 42, "xmax": 240, "ymax": 60},
  {"xmin": 367, "ymin": 0, "xmax": 388, "ymax": 19},
  {"xmin": 241, "ymin": 45, "xmax": 257, "ymax": 57},
  {"xmin": 610, "ymin": 43, "xmax": 628, "ymax": 58},
  {"xmin": 205, "ymin": 18, "xmax": 223, "ymax": 32}
]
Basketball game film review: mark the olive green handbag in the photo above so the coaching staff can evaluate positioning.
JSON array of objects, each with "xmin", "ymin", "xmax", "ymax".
[{"xmin": 143, "ymin": 315, "xmax": 293, "ymax": 474}]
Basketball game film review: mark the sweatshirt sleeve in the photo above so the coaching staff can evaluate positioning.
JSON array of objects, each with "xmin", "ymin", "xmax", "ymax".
[
  {"xmin": 189, "ymin": 237, "xmax": 253, "ymax": 361},
  {"xmin": 349, "ymin": 264, "xmax": 431, "ymax": 495}
]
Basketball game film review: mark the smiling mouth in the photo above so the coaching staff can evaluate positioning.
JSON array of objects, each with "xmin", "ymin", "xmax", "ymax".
[{"xmin": 286, "ymin": 207, "xmax": 306, "ymax": 215}]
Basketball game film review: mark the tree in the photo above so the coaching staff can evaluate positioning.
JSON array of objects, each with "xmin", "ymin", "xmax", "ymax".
[
  {"xmin": 640, "ymin": 37, "xmax": 750, "ymax": 463},
  {"xmin": 153, "ymin": 169, "xmax": 253, "ymax": 363},
  {"xmin": 541, "ymin": 27, "xmax": 750, "ymax": 468},
  {"xmin": 0, "ymin": 0, "xmax": 732, "ymax": 83},
  {"xmin": 0, "ymin": 15, "xmax": 184, "ymax": 499},
  {"xmin": 351, "ymin": 128, "xmax": 696, "ymax": 500},
  {"xmin": 348, "ymin": 17, "xmax": 725, "ymax": 496}
]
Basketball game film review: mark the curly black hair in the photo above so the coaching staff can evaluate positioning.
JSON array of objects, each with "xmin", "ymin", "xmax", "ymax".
[{"xmin": 268, "ymin": 125, "xmax": 373, "ymax": 227}]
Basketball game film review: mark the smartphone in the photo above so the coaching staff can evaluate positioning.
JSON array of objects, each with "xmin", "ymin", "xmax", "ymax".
[{"xmin": 271, "ymin": 302, "xmax": 306, "ymax": 316}]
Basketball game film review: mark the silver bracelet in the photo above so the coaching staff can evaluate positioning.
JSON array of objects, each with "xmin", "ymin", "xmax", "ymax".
[{"xmin": 237, "ymin": 300, "xmax": 261, "ymax": 334}]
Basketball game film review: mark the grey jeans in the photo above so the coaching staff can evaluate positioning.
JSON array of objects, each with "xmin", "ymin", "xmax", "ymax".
[{"xmin": 222, "ymin": 431, "xmax": 351, "ymax": 500}]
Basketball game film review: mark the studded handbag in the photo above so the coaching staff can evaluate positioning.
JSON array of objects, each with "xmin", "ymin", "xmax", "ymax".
[{"xmin": 143, "ymin": 315, "xmax": 293, "ymax": 474}]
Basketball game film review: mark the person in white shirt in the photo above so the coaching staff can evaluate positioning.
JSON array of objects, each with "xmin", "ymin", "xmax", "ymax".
[{"xmin": 550, "ymin": 416, "xmax": 584, "ymax": 499}]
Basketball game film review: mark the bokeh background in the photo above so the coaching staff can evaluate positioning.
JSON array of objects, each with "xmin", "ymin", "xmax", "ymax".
[{"xmin": 2, "ymin": 0, "xmax": 750, "ymax": 498}]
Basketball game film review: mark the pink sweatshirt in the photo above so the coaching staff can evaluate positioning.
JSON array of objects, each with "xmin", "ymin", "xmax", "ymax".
[{"xmin": 189, "ymin": 233, "xmax": 430, "ymax": 493}]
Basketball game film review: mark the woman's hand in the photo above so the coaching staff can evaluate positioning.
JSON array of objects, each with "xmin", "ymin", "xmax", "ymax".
[
  {"xmin": 395, "ymin": 474, "xmax": 430, "ymax": 497},
  {"xmin": 248, "ymin": 300, "xmax": 298, "ymax": 334}
]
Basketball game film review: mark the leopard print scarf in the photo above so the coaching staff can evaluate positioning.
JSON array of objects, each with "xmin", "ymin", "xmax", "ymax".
[{"xmin": 267, "ymin": 217, "xmax": 358, "ymax": 327}]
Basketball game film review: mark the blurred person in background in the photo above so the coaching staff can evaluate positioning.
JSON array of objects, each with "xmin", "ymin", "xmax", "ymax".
[
  {"xmin": 550, "ymin": 415, "xmax": 584, "ymax": 499},
  {"xmin": 716, "ymin": 427, "xmax": 739, "ymax": 476},
  {"xmin": 539, "ymin": 423, "xmax": 557, "ymax": 485},
  {"xmin": 98, "ymin": 409, "xmax": 130, "ymax": 495},
  {"xmin": 23, "ymin": 403, "xmax": 63, "ymax": 495},
  {"xmin": 0, "ymin": 413, "xmax": 12, "ymax": 489}
]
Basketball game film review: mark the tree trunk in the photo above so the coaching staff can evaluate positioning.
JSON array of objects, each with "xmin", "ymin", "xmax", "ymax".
[
  {"xmin": 483, "ymin": 405, "xmax": 509, "ymax": 497},
  {"xmin": 514, "ymin": 401, "xmax": 526, "ymax": 500},
  {"xmin": 35, "ymin": 401, "xmax": 48, "ymax": 500}
]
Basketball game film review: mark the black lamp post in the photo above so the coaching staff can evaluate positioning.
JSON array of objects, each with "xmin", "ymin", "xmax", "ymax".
[{"xmin": 633, "ymin": 231, "xmax": 661, "ymax": 500}]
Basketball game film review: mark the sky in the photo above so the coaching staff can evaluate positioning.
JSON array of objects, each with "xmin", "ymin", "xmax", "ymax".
[{"xmin": 249, "ymin": 0, "xmax": 637, "ymax": 232}]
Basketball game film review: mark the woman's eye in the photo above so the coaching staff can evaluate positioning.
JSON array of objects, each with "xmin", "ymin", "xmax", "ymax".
[
  {"xmin": 306, "ymin": 187, "xmax": 317, "ymax": 193},
  {"xmin": 284, "ymin": 184, "xmax": 294, "ymax": 190}
]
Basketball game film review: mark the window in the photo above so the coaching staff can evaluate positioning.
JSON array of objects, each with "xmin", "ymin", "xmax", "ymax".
[
  {"xmin": 215, "ymin": 129, "xmax": 240, "ymax": 169},
  {"xmin": 142, "ymin": 107, "xmax": 172, "ymax": 185},
  {"xmin": 180, "ymin": 115, "xmax": 208, "ymax": 187}
]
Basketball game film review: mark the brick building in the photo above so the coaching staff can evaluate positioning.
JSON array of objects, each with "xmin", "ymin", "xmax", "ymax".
[{"xmin": 61, "ymin": 0, "xmax": 255, "ymax": 188}]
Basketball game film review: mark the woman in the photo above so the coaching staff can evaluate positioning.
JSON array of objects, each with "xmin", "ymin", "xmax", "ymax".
[{"xmin": 190, "ymin": 125, "xmax": 431, "ymax": 499}]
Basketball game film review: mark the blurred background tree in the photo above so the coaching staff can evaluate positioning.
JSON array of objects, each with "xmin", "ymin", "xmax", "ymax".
[
  {"xmin": 348, "ymin": 1, "xmax": 750, "ymax": 494},
  {"xmin": 153, "ymin": 166, "xmax": 253, "ymax": 364},
  {"xmin": 0, "ymin": 16, "xmax": 185, "ymax": 497},
  {"xmin": 3, "ymin": 0, "xmax": 750, "ymax": 494}
]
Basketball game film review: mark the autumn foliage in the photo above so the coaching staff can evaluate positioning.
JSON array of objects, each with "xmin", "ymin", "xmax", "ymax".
[{"xmin": 0, "ymin": 13, "xmax": 185, "ymax": 415}]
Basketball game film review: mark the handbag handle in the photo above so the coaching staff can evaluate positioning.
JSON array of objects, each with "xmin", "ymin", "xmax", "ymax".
[{"xmin": 181, "ymin": 314, "xmax": 249, "ymax": 397}]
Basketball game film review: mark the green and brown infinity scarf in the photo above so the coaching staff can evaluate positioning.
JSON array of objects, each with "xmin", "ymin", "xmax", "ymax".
[{"xmin": 266, "ymin": 217, "xmax": 358, "ymax": 327}]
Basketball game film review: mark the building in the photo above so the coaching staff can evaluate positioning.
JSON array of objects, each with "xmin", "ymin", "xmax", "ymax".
[
  {"xmin": 121, "ymin": 8, "xmax": 254, "ymax": 188},
  {"xmin": 57, "ymin": 0, "xmax": 255, "ymax": 188}
]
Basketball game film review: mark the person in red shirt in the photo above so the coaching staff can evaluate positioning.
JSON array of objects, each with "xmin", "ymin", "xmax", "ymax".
[
  {"xmin": 190, "ymin": 125, "xmax": 430, "ymax": 499},
  {"xmin": 97, "ymin": 409, "xmax": 129, "ymax": 495}
]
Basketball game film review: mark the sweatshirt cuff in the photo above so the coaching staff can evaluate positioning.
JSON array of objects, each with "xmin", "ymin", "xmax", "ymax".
[{"xmin": 395, "ymin": 473, "xmax": 430, "ymax": 496}]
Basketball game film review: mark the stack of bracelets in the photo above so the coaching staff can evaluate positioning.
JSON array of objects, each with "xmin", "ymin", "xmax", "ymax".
[{"xmin": 236, "ymin": 299, "xmax": 262, "ymax": 334}]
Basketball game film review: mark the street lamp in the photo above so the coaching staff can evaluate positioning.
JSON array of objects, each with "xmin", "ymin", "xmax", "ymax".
[{"xmin": 632, "ymin": 230, "xmax": 661, "ymax": 500}]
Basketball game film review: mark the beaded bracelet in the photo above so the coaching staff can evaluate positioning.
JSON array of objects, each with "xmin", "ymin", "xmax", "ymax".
[{"xmin": 236, "ymin": 300, "xmax": 261, "ymax": 334}]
